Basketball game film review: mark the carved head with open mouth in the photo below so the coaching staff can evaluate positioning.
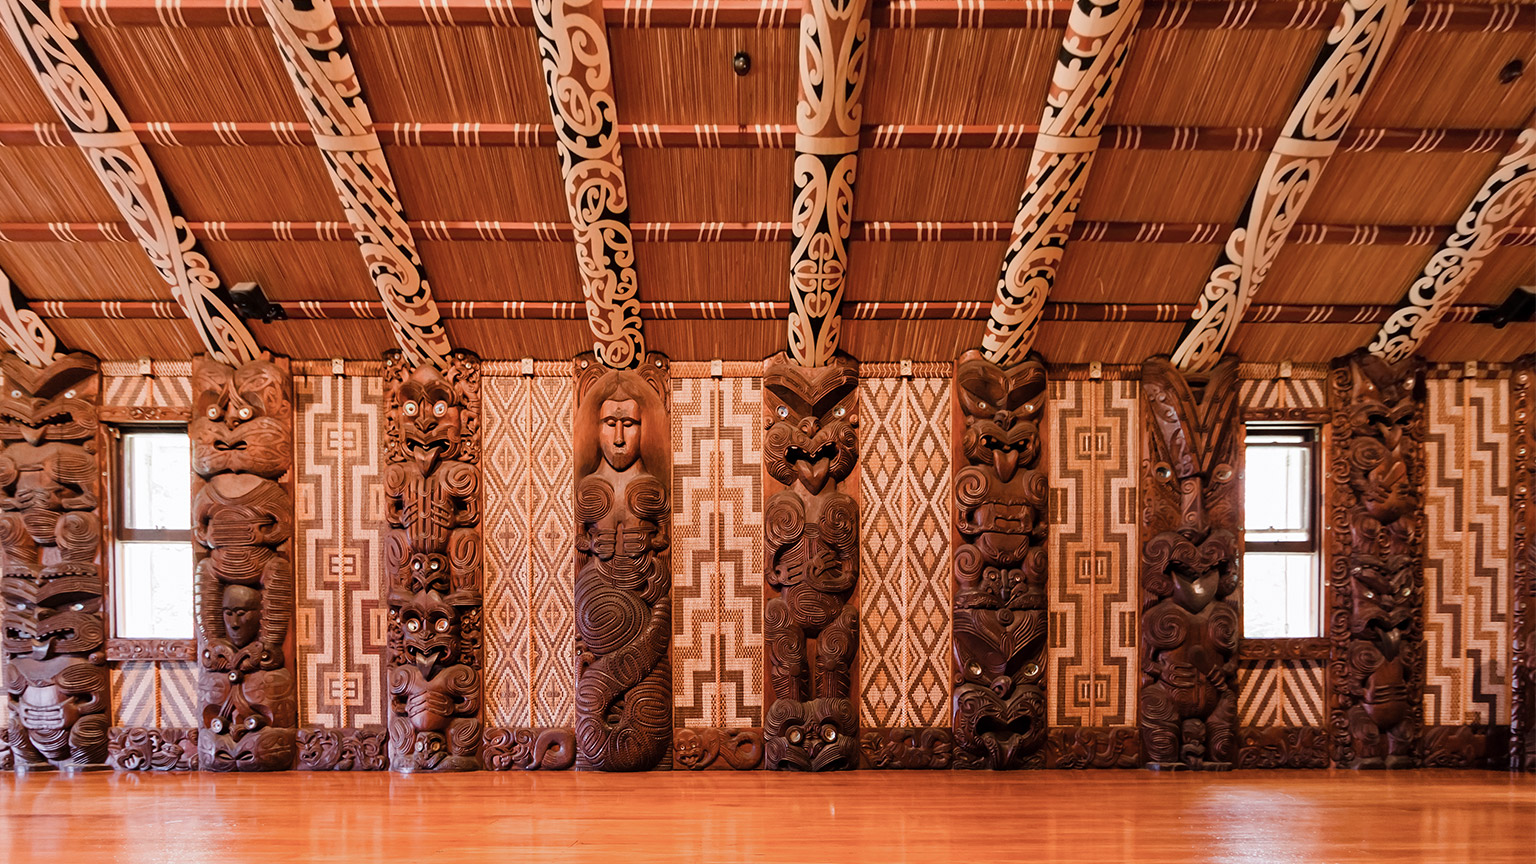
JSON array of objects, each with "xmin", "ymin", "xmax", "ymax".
[
  {"xmin": 398, "ymin": 592, "xmax": 459, "ymax": 676},
  {"xmin": 393, "ymin": 364, "xmax": 464, "ymax": 475},
  {"xmin": 957, "ymin": 350, "xmax": 1046, "ymax": 484},
  {"xmin": 191, "ymin": 354, "xmax": 292, "ymax": 479}
]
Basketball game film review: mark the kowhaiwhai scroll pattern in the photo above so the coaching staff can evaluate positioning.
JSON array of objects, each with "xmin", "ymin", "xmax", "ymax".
[{"xmin": 0, "ymin": 267, "xmax": 62, "ymax": 369}]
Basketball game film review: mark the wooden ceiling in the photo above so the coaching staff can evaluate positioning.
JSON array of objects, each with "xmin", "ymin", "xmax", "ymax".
[{"xmin": 0, "ymin": 0, "xmax": 1532, "ymax": 363}]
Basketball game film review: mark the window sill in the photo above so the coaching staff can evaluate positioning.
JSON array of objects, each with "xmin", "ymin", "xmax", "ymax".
[
  {"xmin": 1237, "ymin": 637, "xmax": 1329, "ymax": 661},
  {"xmin": 106, "ymin": 638, "xmax": 196, "ymax": 662}
]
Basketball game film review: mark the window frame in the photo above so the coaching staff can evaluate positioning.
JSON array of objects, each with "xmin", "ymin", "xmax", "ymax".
[
  {"xmin": 1241, "ymin": 423, "xmax": 1324, "ymax": 642},
  {"xmin": 105, "ymin": 422, "xmax": 196, "ymax": 650}
]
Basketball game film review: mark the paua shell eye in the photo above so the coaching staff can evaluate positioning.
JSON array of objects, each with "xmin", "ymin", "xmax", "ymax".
[
  {"xmin": 834, "ymin": 407, "xmax": 846, "ymax": 418},
  {"xmin": 1213, "ymin": 465, "xmax": 1233, "ymax": 482},
  {"xmin": 787, "ymin": 728, "xmax": 803, "ymax": 745},
  {"xmin": 1022, "ymin": 663, "xmax": 1041, "ymax": 678},
  {"xmin": 777, "ymin": 405, "xmax": 789, "ymax": 418},
  {"xmin": 967, "ymin": 661, "xmax": 982, "ymax": 677},
  {"xmin": 433, "ymin": 401, "xmax": 448, "ymax": 417},
  {"xmin": 9, "ymin": 390, "xmax": 19, "ymax": 398},
  {"xmin": 820, "ymin": 724, "xmax": 838, "ymax": 742},
  {"xmin": 1155, "ymin": 463, "xmax": 1173, "ymax": 481},
  {"xmin": 64, "ymin": 390, "xmax": 76, "ymax": 399},
  {"xmin": 206, "ymin": 406, "xmax": 220, "ymax": 419},
  {"xmin": 236, "ymin": 406, "xmax": 252, "ymax": 420},
  {"xmin": 434, "ymin": 618, "xmax": 450, "ymax": 633},
  {"xmin": 403, "ymin": 401, "xmax": 418, "ymax": 417},
  {"xmin": 405, "ymin": 618, "xmax": 421, "ymax": 632}
]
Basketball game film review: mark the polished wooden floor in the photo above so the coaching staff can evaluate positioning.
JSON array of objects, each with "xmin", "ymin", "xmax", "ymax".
[{"xmin": 2, "ymin": 770, "xmax": 1532, "ymax": 863}]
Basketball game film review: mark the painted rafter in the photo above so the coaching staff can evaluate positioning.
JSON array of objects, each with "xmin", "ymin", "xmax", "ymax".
[
  {"xmin": 786, "ymin": 0, "xmax": 871, "ymax": 366},
  {"xmin": 1366, "ymin": 123, "xmax": 1536, "ymax": 365},
  {"xmin": 0, "ymin": 0, "xmax": 262, "ymax": 366},
  {"xmin": 981, "ymin": 0, "xmax": 1144, "ymax": 365},
  {"xmin": 260, "ymin": 0, "xmax": 453, "ymax": 369},
  {"xmin": 0, "ymin": 266, "xmax": 66, "ymax": 368},
  {"xmin": 535, "ymin": 0, "xmax": 645, "ymax": 370},
  {"xmin": 1168, "ymin": 0, "xmax": 1414, "ymax": 372}
]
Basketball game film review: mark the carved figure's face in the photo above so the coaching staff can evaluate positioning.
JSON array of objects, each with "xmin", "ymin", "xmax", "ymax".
[
  {"xmin": 957, "ymin": 355, "xmax": 1045, "ymax": 483},
  {"xmin": 397, "ymin": 365, "xmax": 462, "ymax": 474},
  {"xmin": 2, "ymin": 576, "xmax": 104, "ymax": 659},
  {"xmin": 0, "ymin": 356, "xmax": 97, "ymax": 445},
  {"xmin": 399, "ymin": 593, "xmax": 457, "ymax": 674},
  {"xmin": 598, "ymin": 398, "xmax": 642, "ymax": 472},
  {"xmin": 191, "ymin": 355, "xmax": 291, "ymax": 479},
  {"xmin": 222, "ymin": 584, "xmax": 262, "ymax": 648}
]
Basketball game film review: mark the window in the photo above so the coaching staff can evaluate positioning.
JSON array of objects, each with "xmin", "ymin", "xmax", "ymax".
[
  {"xmin": 1243, "ymin": 427, "xmax": 1321, "ymax": 639},
  {"xmin": 114, "ymin": 429, "xmax": 194, "ymax": 638}
]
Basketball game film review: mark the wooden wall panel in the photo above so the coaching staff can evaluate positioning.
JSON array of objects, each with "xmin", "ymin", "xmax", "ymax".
[
  {"xmin": 1423, "ymin": 375, "xmax": 1510, "ymax": 726},
  {"xmin": 1512, "ymin": 357, "xmax": 1535, "ymax": 770},
  {"xmin": 294, "ymin": 374, "xmax": 387, "ymax": 730}
]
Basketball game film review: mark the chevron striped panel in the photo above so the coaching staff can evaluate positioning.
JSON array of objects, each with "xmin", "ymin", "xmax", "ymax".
[
  {"xmin": 527, "ymin": 376, "xmax": 576, "ymax": 728},
  {"xmin": 1237, "ymin": 378, "xmax": 1327, "ymax": 414},
  {"xmin": 1238, "ymin": 660, "xmax": 1326, "ymax": 726},
  {"xmin": 158, "ymin": 661, "xmax": 198, "ymax": 727},
  {"xmin": 858, "ymin": 377, "xmax": 953, "ymax": 729},
  {"xmin": 103, "ymin": 374, "xmax": 193, "ymax": 408},
  {"xmin": 113, "ymin": 662, "xmax": 155, "ymax": 727},
  {"xmin": 1046, "ymin": 379, "xmax": 1140, "ymax": 728},
  {"xmin": 293, "ymin": 375, "xmax": 388, "ymax": 728},
  {"xmin": 1423, "ymin": 377, "xmax": 1511, "ymax": 725},
  {"xmin": 483, "ymin": 376, "xmax": 533, "ymax": 727}
]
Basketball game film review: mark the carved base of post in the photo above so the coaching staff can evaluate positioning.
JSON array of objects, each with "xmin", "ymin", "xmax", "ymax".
[
  {"xmin": 1421, "ymin": 725, "xmax": 1505, "ymax": 769},
  {"xmin": 858, "ymin": 728, "xmax": 953, "ymax": 769},
  {"xmin": 482, "ymin": 727, "xmax": 577, "ymax": 771},
  {"xmin": 0, "ymin": 735, "xmax": 11, "ymax": 771},
  {"xmin": 296, "ymin": 727, "xmax": 388, "ymax": 771},
  {"xmin": 673, "ymin": 728, "xmax": 763, "ymax": 770},
  {"xmin": 1235, "ymin": 727, "xmax": 1329, "ymax": 769},
  {"xmin": 109, "ymin": 727, "xmax": 199, "ymax": 771},
  {"xmin": 1045, "ymin": 727, "xmax": 1142, "ymax": 769}
]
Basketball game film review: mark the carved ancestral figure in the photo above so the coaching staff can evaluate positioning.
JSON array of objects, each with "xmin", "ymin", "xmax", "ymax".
[
  {"xmin": 761, "ymin": 352, "xmax": 860, "ymax": 771},
  {"xmin": 1328, "ymin": 352, "xmax": 1424, "ymax": 769},
  {"xmin": 1138, "ymin": 356, "xmax": 1242, "ymax": 770},
  {"xmin": 0, "ymin": 353, "xmax": 108, "ymax": 771},
  {"xmin": 951, "ymin": 350, "xmax": 1049, "ymax": 769},
  {"xmin": 572, "ymin": 353, "xmax": 671, "ymax": 771},
  {"xmin": 192, "ymin": 354, "xmax": 296, "ymax": 771},
  {"xmin": 384, "ymin": 351, "xmax": 483, "ymax": 772}
]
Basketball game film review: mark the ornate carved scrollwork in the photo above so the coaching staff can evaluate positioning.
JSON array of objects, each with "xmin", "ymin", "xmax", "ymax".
[
  {"xmin": 384, "ymin": 350, "xmax": 483, "ymax": 772},
  {"xmin": 192, "ymin": 353, "xmax": 297, "ymax": 771},
  {"xmin": 673, "ymin": 728, "xmax": 763, "ymax": 771},
  {"xmin": 950, "ymin": 350, "xmax": 1049, "ymax": 769},
  {"xmin": 296, "ymin": 726, "xmax": 388, "ymax": 771},
  {"xmin": 1138, "ymin": 356, "xmax": 1243, "ymax": 770},
  {"xmin": 761, "ymin": 352, "xmax": 860, "ymax": 771},
  {"xmin": 572, "ymin": 352, "xmax": 671, "ymax": 771},
  {"xmin": 108, "ymin": 727, "xmax": 198, "ymax": 771},
  {"xmin": 1327, "ymin": 351, "xmax": 1425, "ymax": 769},
  {"xmin": 0, "ymin": 353, "xmax": 108, "ymax": 772},
  {"xmin": 482, "ymin": 727, "xmax": 577, "ymax": 771},
  {"xmin": 1235, "ymin": 727, "xmax": 1330, "ymax": 769},
  {"xmin": 1046, "ymin": 727, "xmax": 1143, "ymax": 769},
  {"xmin": 1513, "ymin": 355, "xmax": 1535, "ymax": 771},
  {"xmin": 858, "ymin": 727, "xmax": 953, "ymax": 769}
]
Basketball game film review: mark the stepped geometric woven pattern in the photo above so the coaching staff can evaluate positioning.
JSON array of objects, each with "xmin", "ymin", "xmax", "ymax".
[
  {"xmin": 1238, "ymin": 660, "xmax": 1326, "ymax": 726},
  {"xmin": 1423, "ymin": 377, "xmax": 1511, "ymax": 725},
  {"xmin": 482, "ymin": 375, "xmax": 577, "ymax": 728},
  {"xmin": 858, "ymin": 376, "xmax": 952, "ymax": 728},
  {"xmin": 1046, "ymin": 379, "xmax": 1140, "ymax": 727},
  {"xmin": 1237, "ymin": 378, "xmax": 1326, "ymax": 414},
  {"xmin": 103, "ymin": 374, "xmax": 194, "ymax": 408},
  {"xmin": 293, "ymin": 375, "xmax": 388, "ymax": 728},
  {"xmin": 672, "ymin": 376, "xmax": 765, "ymax": 728}
]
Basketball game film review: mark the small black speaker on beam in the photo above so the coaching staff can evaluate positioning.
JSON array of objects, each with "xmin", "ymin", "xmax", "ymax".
[{"xmin": 230, "ymin": 282, "xmax": 288, "ymax": 323}]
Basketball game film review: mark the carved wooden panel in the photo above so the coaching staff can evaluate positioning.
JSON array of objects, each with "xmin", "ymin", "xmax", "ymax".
[
  {"xmin": 1235, "ymin": 727, "xmax": 1329, "ymax": 768},
  {"xmin": 107, "ymin": 639, "xmax": 197, "ymax": 662},
  {"xmin": 383, "ymin": 350, "xmax": 483, "ymax": 772},
  {"xmin": 858, "ymin": 727, "xmax": 953, "ymax": 769},
  {"xmin": 108, "ymin": 727, "xmax": 197, "ymax": 771},
  {"xmin": 1046, "ymin": 727, "xmax": 1142, "ymax": 769},
  {"xmin": 1327, "ymin": 352, "xmax": 1426, "ymax": 769},
  {"xmin": 762, "ymin": 352, "xmax": 860, "ymax": 771},
  {"xmin": 296, "ymin": 726, "xmax": 388, "ymax": 771},
  {"xmin": 192, "ymin": 353, "xmax": 297, "ymax": 771},
  {"xmin": 950, "ymin": 350, "xmax": 1049, "ymax": 769},
  {"xmin": 1138, "ymin": 356, "xmax": 1243, "ymax": 769},
  {"xmin": 572, "ymin": 352, "xmax": 671, "ymax": 770},
  {"xmin": 0, "ymin": 353, "xmax": 108, "ymax": 771},
  {"xmin": 673, "ymin": 727, "xmax": 762, "ymax": 771},
  {"xmin": 482, "ymin": 727, "xmax": 576, "ymax": 771},
  {"xmin": 1511, "ymin": 355, "xmax": 1534, "ymax": 771}
]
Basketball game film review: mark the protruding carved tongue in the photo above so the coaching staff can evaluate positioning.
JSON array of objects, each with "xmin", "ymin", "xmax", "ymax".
[
  {"xmin": 798, "ymin": 459, "xmax": 830, "ymax": 494},
  {"xmin": 414, "ymin": 447, "xmax": 440, "ymax": 476},
  {"xmin": 992, "ymin": 448, "xmax": 1018, "ymax": 483},
  {"xmin": 20, "ymin": 425, "xmax": 42, "ymax": 446}
]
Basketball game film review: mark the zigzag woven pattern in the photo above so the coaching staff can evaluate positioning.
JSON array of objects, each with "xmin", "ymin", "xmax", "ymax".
[
  {"xmin": 1046, "ymin": 379, "xmax": 1139, "ymax": 726},
  {"xmin": 1423, "ymin": 377, "xmax": 1511, "ymax": 725},
  {"xmin": 1237, "ymin": 660, "xmax": 1326, "ymax": 726},
  {"xmin": 103, "ymin": 374, "xmax": 193, "ymax": 408},
  {"xmin": 293, "ymin": 375, "xmax": 388, "ymax": 728},
  {"xmin": 858, "ymin": 377, "xmax": 952, "ymax": 728}
]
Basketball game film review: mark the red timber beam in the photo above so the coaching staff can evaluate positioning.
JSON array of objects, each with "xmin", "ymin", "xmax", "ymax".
[
  {"xmin": 980, "ymin": 0, "xmax": 1144, "ymax": 364},
  {"xmin": 1366, "ymin": 121, "xmax": 1536, "ymax": 364},
  {"xmin": 1168, "ymin": 0, "xmax": 1415, "ymax": 372},
  {"xmin": 535, "ymin": 0, "xmax": 646, "ymax": 369},
  {"xmin": 259, "ymin": 0, "xmax": 454, "ymax": 368},
  {"xmin": 24, "ymin": 299, "xmax": 1498, "ymax": 323},
  {"xmin": 4, "ymin": 220, "xmax": 1533, "ymax": 245},
  {"xmin": 51, "ymin": 0, "xmax": 1534, "ymax": 30},
  {"xmin": 1, "ymin": 122, "xmax": 1521, "ymax": 153},
  {"xmin": 0, "ymin": 0, "xmax": 262, "ymax": 365}
]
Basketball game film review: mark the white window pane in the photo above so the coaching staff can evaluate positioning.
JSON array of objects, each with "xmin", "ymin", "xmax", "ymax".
[
  {"xmin": 1244, "ymin": 444, "xmax": 1309, "ymax": 534},
  {"xmin": 1243, "ymin": 552, "xmax": 1319, "ymax": 638},
  {"xmin": 124, "ymin": 432, "xmax": 190, "ymax": 531},
  {"xmin": 116, "ymin": 542, "xmax": 194, "ymax": 638}
]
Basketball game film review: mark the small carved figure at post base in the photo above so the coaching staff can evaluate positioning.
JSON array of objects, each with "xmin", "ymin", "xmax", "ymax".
[
  {"xmin": 673, "ymin": 728, "xmax": 763, "ymax": 770},
  {"xmin": 761, "ymin": 352, "xmax": 861, "ymax": 772},
  {"xmin": 0, "ymin": 353, "xmax": 109, "ymax": 772},
  {"xmin": 383, "ymin": 351, "xmax": 484, "ymax": 773},
  {"xmin": 1138, "ymin": 356, "xmax": 1243, "ymax": 771},
  {"xmin": 572, "ymin": 353, "xmax": 672, "ymax": 772},
  {"xmin": 296, "ymin": 726, "xmax": 388, "ymax": 771},
  {"xmin": 482, "ymin": 727, "xmax": 577, "ymax": 771},
  {"xmin": 109, "ymin": 727, "xmax": 198, "ymax": 771},
  {"xmin": 951, "ymin": 350, "xmax": 1050, "ymax": 769},
  {"xmin": 858, "ymin": 727, "xmax": 953, "ymax": 769}
]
